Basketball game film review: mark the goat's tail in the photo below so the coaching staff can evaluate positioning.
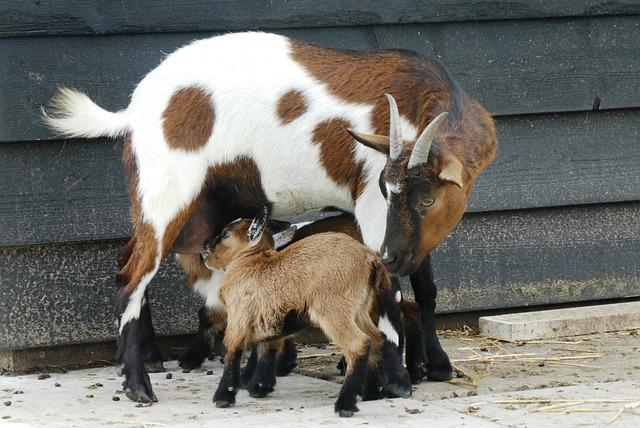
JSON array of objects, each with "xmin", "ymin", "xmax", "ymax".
[{"xmin": 41, "ymin": 87, "xmax": 130, "ymax": 138}]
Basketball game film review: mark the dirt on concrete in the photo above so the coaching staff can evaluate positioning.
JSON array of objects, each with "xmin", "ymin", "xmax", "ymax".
[{"xmin": 2, "ymin": 328, "xmax": 640, "ymax": 427}]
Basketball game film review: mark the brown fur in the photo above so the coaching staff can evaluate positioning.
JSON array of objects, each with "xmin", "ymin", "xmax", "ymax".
[
  {"xmin": 162, "ymin": 86, "xmax": 214, "ymax": 152},
  {"xmin": 276, "ymin": 89, "xmax": 307, "ymax": 124},
  {"xmin": 311, "ymin": 119, "xmax": 366, "ymax": 200},
  {"xmin": 205, "ymin": 224, "xmax": 390, "ymax": 376}
]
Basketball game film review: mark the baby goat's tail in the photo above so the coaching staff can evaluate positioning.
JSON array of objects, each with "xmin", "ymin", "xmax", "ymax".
[{"xmin": 42, "ymin": 87, "xmax": 130, "ymax": 138}]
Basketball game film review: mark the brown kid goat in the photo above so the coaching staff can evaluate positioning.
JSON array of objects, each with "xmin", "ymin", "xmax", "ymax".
[
  {"xmin": 202, "ymin": 208, "xmax": 411, "ymax": 416},
  {"xmin": 180, "ymin": 212, "xmax": 428, "ymax": 389}
]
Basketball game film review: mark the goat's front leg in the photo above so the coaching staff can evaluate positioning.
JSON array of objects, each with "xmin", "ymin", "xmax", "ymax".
[
  {"xmin": 213, "ymin": 348, "xmax": 243, "ymax": 407},
  {"xmin": 408, "ymin": 254, "xmax": 452, "ymax": 381}
]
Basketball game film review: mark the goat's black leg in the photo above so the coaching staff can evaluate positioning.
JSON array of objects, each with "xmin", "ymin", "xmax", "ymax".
[
  {"xmin": 139, "ymin": 289, "xmax": 165, "ymax": 373},
  {"xmin": 246, "ymin": 343, "xmax": 277, "ymax": 398},
  {"xmin": 241, "ymin": 344, "xmax": 258, "ymax": 386},
  {"xmin": 179, "ymin": 305, "xmax": 213, "ymax": 370},
  {"xmin": 402, "ymin": 300, "xmax": 428, "ymax": 383},
  {"xmin": 335, "ymin": 349, "xmax": 369, "ymax": 417},
  {"xmin": 213, "ymin": 349, "xmax": 243, "ymax": 408},
  {"xmin": 275, "ymin": 338, "xmax": 298, "ymax": 376},
  {"xmin": 116, "ymin": 288, "xmax": 157, "ymax": 403},
  {"xmin": 409, "ymin": 255, "xmax": 452, "ymax": 381}
]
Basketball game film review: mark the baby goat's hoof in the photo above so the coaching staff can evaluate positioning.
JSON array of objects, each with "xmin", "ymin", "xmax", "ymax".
[
  {"xmin": 247, "ymin": 381, "xmax": 274, "ymax": 398},
  {"xmin": 335, "ymin": 400, "xmax": 359, "ymax": 417},
  {"xmin": 383, "ymin": 382, "xmax": 412, "ymax": 398},
  {"xmin": 213, "ymin": 389, "xmax": 236, "ymax": 408},
  {"xmin": 215, "ymin": 400, "xmax": 233, "ymax": 408}
]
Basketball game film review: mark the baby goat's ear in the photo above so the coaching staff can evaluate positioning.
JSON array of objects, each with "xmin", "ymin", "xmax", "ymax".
[{"xmin": 248, "ymin": 206, "xmax": 269, "ymax": 245}]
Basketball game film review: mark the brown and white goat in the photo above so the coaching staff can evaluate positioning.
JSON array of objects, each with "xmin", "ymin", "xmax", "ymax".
[
  {"xmin": 44, "ymin": 31, "xmax": 497, "ymax": 402},
  {"xmin": 203, "ymin": 209, "xmax": 410, "ymax": 416}
]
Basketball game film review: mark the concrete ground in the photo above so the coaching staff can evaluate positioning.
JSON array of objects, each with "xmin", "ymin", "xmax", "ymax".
[{"xmin": 2, "ymin": 329, "xmax": 640, "ymax": 427}]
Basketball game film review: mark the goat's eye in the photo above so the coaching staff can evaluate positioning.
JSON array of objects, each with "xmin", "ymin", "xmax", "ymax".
[
  {"xmin": 419, "ymin": 199, "xmax": 435, "ymax": 209},
  {"xmin": 221, "ymin": 231, "xmax": 230, "ymax": 239}
]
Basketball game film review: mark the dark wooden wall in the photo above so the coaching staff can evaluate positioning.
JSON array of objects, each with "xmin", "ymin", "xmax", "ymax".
[{"xmin": 1, "ymin": 1, "xmax": 639, "ymax": 350}]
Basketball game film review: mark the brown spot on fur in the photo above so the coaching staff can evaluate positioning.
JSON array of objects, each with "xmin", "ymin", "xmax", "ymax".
[
  {"xmin": 290, "ymin": 41, "xmax": 452, "ymax": 136},
  {"xmin": 311, "ymin": 119, "xmax": 366, "ymax": 200},
  {"xmin": 162, "ymin": 86, "xmax": 214, "ymax": 152},
  {"xmin": 277, "ymin": 90, "xmax": 307, "ymax": 124}
]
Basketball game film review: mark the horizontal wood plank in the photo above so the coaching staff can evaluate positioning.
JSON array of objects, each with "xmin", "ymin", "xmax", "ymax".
[
  {"xmin": 430, "ymin": 202, "xmax": 640, "ymax": 313},
  {"xmin": 2, "ymin": 0, "xmax": 640, "ymax": 38},
  {"xmin": 2, "ymin": 17, "xmax": 639, "ymax": 142},
  {"xmin": 2, "ymin": 109, "xmax": 639, "ymax": 247},
  {"xmin": 2, "ymin": 202, "xmax": 638, "ymax": 349},
  {"xmin": 373, "ymin": 17, "xmax": 640, "ymax": 117}
]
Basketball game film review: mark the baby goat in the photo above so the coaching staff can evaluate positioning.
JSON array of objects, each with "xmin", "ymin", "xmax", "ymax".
[{"xmin": 204, "ymin": 208, "xmax": 410, "ymax": 417}]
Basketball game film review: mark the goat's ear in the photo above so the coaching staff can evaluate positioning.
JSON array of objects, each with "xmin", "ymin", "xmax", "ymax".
[
  {"xmin": 248, "ymin": 206, "xmax": 269, "ymax": 245},
  {"xmin": 439, "ymin": 155, "xmax": 464, "ymax": 188},
  {"xmin": 272, "ymin": 225, "xmax": 298, "ymax": 249},
  {"xmin": 347, "ymin": 129, "xmax": 390, "ymax": 155}
]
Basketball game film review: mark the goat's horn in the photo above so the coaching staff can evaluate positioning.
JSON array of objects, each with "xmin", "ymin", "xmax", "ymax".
[
  {"xmin": 407, "ymin": 112, "xmax": 449, "ymax": 169},
  {"xmin": 385, "ymin": 93, "xmax": 403, "ymax": 160}
]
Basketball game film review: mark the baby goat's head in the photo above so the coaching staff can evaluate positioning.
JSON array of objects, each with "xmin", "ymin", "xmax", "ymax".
[
  {"xmin": 349, "ymin": 94, "xmax": 468, "ymax": 276},
  {"xmin": 201, "ymin": 207, "xmax": 272, "ymax": 270}
]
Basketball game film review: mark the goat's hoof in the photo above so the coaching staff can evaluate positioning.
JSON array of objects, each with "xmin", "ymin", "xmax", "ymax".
[
  {"xmin": 408, "ymin": 365, "xmax": 427, "ymax": 384},
  {"xmin": 247, "ymin": 381, "xmax": 275, "ymax": 398},
  {"xmin": 144, "ymin": 360, "xmax": 166, "ymax": 373},
  {"xmin": 215, "ymin": 400, "xmax": 233, "ymax": 408},
  {"xmin": 335, "ymin": 400, "xmax": 359, "ymax": 417},
  {"xmin": 179, "ymin": 352, "xmax": 206, "ymax": 370},
  {"xmin": 124, "ymin": 388, "xmax": 157, "ymax": 403},
  {"xmin": 426, "ymin": 362, "xmax": 453, "ymax": 382},
  {"xmin": 384, "ymin": 382, "xmax": 412, "ymax": 398},
  {"xmin": 123, "ymin": 372, "xmax": 158, "ymax": 403},
  {"xmin": 213, "ymin": 389, "xmax": 236, "ymax": 407}
]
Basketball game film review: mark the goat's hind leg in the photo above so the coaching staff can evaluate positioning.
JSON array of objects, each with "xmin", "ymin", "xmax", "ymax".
[
  {"xmin": 180, "ymin": 306, "xmax": 217, "ymax": 370},
  {"xmin": 321, "ymin": 320, "xmax": 370, "ymax": 417},
  {"xmin": 245, "ymin": 340, "xmax": 280, "ymax": 398},
  {"xmin": 117, "ymin": 238, "xmax": 164, "ymax": 374}
]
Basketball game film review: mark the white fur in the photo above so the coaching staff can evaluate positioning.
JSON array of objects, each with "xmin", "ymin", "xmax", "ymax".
[
  {"xmin": 43, "ymin": 88, "xmax": 130, "ymax": 138},
  {"xmin": 386, "ymin": 181, "xmax": 400, "ymax": 194},
  {"xmin": 395, "ymin": 290, "xmax": 402, "ymax": 302},
  {"xmin": 119, "ymin": 254, "xmax": 161, "ymax": 334},
  {"xmin": 378, "ymin": 313, "xmax": 400, "ymax": 346},
  {"xmin": 192, "ymin": 270, "xmax": 225, "ymax": 310}
]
